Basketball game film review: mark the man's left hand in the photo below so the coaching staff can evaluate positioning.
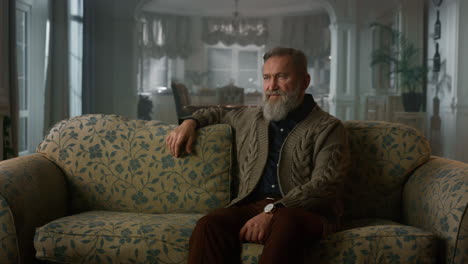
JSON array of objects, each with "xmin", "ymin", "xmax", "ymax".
[{"xmin": 239, "ymin": 213, "xmax": 273, "ymax": 243}]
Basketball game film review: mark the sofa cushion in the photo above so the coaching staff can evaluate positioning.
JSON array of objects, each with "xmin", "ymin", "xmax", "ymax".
[
  {"xmin": 37, "ymin": 114, "xmax": 233, "ymax": 214},
  {"xmin": 240, "ymin": 223, "xmax": 438, "ymax": 264},
  {"xmin": 319, "ymin": 224, "xmax": 438, "ymax": 263},
  {"xmin": 34, "ymin": 215, "xmax": 438, "ymax": 264},
  {"xmin": 35, "ymin": 211, "xmax": 202, "ymax": 263},
  {"xmin": 343, "ymin": 121, "xmax": 431, "ymax": 222}
]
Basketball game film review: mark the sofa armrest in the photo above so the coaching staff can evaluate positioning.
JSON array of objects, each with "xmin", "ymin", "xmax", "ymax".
[
  {"xmin": 402, "ymin": 156, "xmax": 468, "ymax": 264},
  {"xmin": 0, "ymin": 153, "xmax": 68, "ymax": 263}
]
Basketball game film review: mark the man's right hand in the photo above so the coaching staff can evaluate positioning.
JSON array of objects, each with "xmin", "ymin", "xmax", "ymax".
[{"xmin": 165, "ymin": 119, "xmax": 198, "ymax": 157}]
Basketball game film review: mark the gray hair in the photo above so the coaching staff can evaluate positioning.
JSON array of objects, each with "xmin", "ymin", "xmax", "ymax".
[{"xmin": 263, "ymin": 47, "xmax": 308, "ymax": 75}]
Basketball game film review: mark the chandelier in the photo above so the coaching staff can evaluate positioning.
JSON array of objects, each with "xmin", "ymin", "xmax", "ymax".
[
  {"xmin": 203, "ymin": 0, "xmax": 268, "ymax": 45},
  {"xmin": 227, "ymin": 0, "xmax": 242, "ymax": 35},
  {"xmin": 216, "ymin": 0, "xmax": 266, "ymax": 36}
]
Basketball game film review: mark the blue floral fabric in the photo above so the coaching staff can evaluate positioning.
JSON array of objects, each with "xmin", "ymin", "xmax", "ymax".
[
  {"xmin": 403, "ymin": 157, "xmax": 468, "ymax": 264},
  {"xmin": 37, "ymin": 114, "xmax": 233, "ymax": 214},
  {"xmin": 0, "ymin": 153, "xmax": 68, "ymax": 264},
  {"xmin": 241, "ymin": 222, "xmax": 438, "ymax": 264},
  {"xmin": 342, "ymin": 121, "xmax": 431, "ymax": 222},
  {"xmin": 35, "ymin": 211, "xmax": 202, "ymax": 263},
  {"xmin": 0, "ymin": 195, "xmax": 18, "ymax": 264},
  {"xmin": 319, "ymin": 224, "xmax": 438, "ymax": 263}
]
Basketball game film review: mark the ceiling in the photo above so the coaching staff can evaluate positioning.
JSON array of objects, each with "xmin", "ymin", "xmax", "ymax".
[{"xmin": 142, "ymin": 0, "xmax": 326, "ymax": 16}]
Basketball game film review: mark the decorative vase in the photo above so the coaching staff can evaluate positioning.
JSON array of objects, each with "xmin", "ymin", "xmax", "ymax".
[{"xmin": 401, "ymin": 92, "xmax": 422, "ymax": 112}]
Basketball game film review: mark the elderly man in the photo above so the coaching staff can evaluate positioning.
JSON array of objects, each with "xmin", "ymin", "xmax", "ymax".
[{"xmin": 165, "ymin": 47, "xmax": 350, "ymax": 264}]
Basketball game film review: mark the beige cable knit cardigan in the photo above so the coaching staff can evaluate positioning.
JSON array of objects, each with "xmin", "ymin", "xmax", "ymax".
[{"xmin": 191, "ymin": 104, "xmax": 351, "ymax": 235}]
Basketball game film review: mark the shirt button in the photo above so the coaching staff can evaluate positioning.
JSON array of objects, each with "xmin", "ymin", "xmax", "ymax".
[
  {"xmin": 271, "ymin": 185, "xmax": 276, "ymax": 188},
  {"xmin": 280, "ymin": 128, "xmax": 284, "ymax": 132},
  {"xmin": 276, "ymin": 163, "xmax": 279, "ymax": 167}
]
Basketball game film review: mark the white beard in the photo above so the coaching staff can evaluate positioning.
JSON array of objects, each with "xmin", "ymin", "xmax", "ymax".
[{"xmin": 262, "ymin": 85, "xmax": 302, "ymax": 122}]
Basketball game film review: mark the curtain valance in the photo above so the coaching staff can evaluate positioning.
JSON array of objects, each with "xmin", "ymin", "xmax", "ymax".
[{"xmin": 140, "ymin": 12, "xmax": 192, "ymax": 59}]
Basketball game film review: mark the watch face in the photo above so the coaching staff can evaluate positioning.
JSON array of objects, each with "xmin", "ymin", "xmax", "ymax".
[
  {"xmin": 432, "ymin": 0, "xmax": 443, "ymax": 6},
  {"xmin": 264, "ymin": 203, "xmax": 275, "ymax": 213}
]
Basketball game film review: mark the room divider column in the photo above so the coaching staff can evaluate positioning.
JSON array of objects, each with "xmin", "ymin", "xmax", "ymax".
[{"xmin": 328, "ymin": 21, "xmax": 358, "ymax": 121}]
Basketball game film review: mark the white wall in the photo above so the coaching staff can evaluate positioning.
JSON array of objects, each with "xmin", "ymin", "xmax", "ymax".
[{"xmin": 93, "ymin": 0, "xmax": 139, "ymax": 118}]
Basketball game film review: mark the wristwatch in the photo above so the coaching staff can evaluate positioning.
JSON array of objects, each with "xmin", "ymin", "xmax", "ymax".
[{"xmin": 264, "ymin": 203, "xmax": 276, "ymax": 214}]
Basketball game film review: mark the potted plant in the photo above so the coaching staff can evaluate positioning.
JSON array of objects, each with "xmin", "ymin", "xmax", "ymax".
[{"xmin": 370, "ymin": 22, "xmax": 428, "ymax": 112}]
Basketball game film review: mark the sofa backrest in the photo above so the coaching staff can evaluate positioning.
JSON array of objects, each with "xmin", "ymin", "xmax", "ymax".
[
  {"xmin": 342, "ymin": 121, "xmax": 431, "ymax": 223},
  {"xmin": 37, "ymin": 114, "xmax": 233, "ymax": 214}
]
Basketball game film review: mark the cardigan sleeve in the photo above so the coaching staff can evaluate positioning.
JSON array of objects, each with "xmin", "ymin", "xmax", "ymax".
[
  {"xmin": 190, "ymin": 107, "xmax": 251, "ymax": 129},
  {"xmin": 278, "ymin": 122, "xmax": 351, "ymax": 211}
]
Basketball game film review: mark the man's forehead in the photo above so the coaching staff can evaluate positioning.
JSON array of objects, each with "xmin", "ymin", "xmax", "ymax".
[
  {"xmin": 263, "ymin": 56, "xmax": 294, "ymax": 74},
  {"xmin": 265, "ymin": 55, "xmax": 293, "ymax": 64}
]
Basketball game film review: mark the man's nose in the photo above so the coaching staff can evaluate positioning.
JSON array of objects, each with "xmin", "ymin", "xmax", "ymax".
[{"xmin": 266, "ymin": 78, "xmax": 278, "ymax": 91}]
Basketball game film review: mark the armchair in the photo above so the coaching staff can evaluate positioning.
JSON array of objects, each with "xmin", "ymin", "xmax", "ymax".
[
  {"xmin": 172, "ymin": 82, "xmax": 246, "ymax": 123},
  {"xmin": 171, "ymin": 82, "xmax": 196, "ymax": 119},
  {"xmin": 216, "ymin": 84, "xmax": 245, "ymax": 105}
]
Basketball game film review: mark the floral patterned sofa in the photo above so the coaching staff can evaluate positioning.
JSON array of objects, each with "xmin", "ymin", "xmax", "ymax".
[{"xmin": 0, "ymin": 114, "xmax": 466, "ymax": 264}]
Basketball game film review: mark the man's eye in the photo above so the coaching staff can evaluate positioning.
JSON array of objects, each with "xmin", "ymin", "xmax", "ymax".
[
  {"xmin": 263, "ymin": 76, "xmax": 270, "ymax": 80},
  {"xmin": 278, "ymin": 74, "xmax": 287, "ymax": 79}
]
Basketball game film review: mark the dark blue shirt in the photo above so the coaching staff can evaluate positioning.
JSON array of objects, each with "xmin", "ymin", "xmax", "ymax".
[{"xmin": 252, "ymin": 94, "xmax": 316, "ymax": 198}]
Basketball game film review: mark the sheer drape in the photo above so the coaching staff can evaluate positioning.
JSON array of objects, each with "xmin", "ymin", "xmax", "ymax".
[
  {"xmin": 43, "ymin": 0, "xmax": 70, "ymax": 134},
  {"xmin": 140, "ymin": 12, "xmax": 192, "ymax": 59},
  {"xmin": 281, "ymin": 14, "xmax": 330, "ymax": 58},
  {"xmin": 0, "ymin": 0, "xmax": 19, "ymax": 160},
  {"xmin": 202, "ymin": 17, "xmax": 268, "ymax": 46}
]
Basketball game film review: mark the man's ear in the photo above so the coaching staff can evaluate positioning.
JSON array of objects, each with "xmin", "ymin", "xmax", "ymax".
[{"xmin": 303, "ymin": 74, "xmax": 311, "ymax": 90}]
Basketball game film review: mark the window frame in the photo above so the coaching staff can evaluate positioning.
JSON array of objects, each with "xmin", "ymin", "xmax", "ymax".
[
  {"xmin": 69, "ymin": 0, "xmax": 84, "ymax": 118},
  {"xmin": 205, "ymin": 43, "xmax": 264, "ymax": 93},
  {"xmin": 16, "ymin": 1, "xmax": 32, "ymax": 155},
  {"xmin": 16, "ymin": 0, "xmax": 49, "ymax": 156}
]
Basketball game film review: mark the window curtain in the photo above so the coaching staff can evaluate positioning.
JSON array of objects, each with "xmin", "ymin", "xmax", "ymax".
[
  {"xmin": 82, "ymin": 0, "xmax": 95, "ymax": 114},
  {"xmin": 140, "ymin": 12, "xmax": 192, "ymax": 59},
  {"xmin": 281, "ymin": 14, "xmax": 330, "ymax": 59},
  {"xmin": 202, "ymin": 17, "xmax": 268, "ymax": 46},
  {"xmin": 43, "ymin": 0, "xmax": 70, "ymax": 134},
  {"xmin": 0, "ymin": 0, "xmax": 19, "ymax": 160}
]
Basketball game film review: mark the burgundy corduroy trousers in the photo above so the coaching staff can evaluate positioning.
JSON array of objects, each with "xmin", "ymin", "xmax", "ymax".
[{"xmin": 187, "ymin": 197, "xmax": 324, "ymax": 264}]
